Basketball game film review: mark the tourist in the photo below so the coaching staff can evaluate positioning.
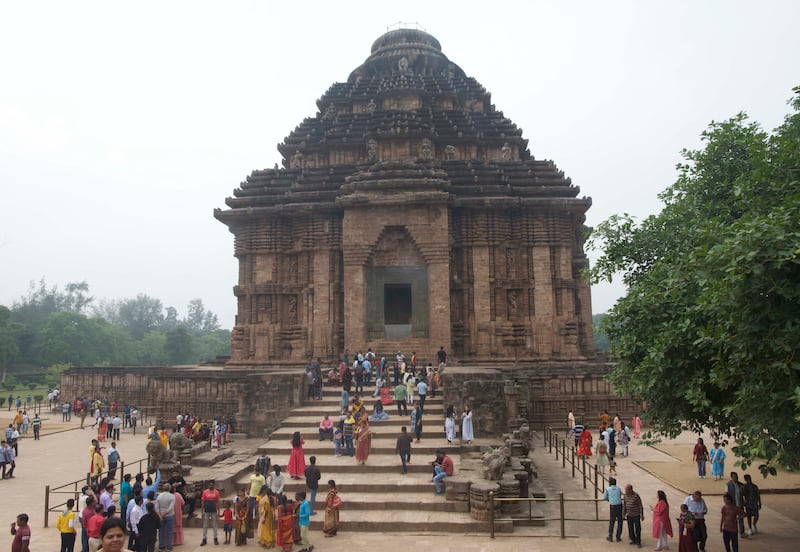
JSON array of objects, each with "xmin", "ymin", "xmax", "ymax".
[
  {"xmin": 333, "ymin": 423, "xmax": 343, "ymax": 457},
  {"xmin": 369, "ymin": 398, "xmax": 389, "ymax": 421},
  {"xmin": 233, "ymin": 488, "xmax": 248, "ymax": 545},
  {"xmin": 683, "ymin": 490, "xmax": 708, "ymax": 551},
  {"xmin": 742, "ymin": 474, "xmax": 761, "ymax": 536},
  {"xmin": 305, "ymin": 456, "xmax": 321, "ymax": 515},
  {"xmin": 257, "ymin": 489, "xmax": 275, "ymax": 547},
  {"xmin": 693, "ymin": 437, "xmax": 709, "ymax": 479},
  {"xmin": 81, "ymin": 495, "xmax": 96, "ymax": 552},
  {"xmin": 725, "ymin": 472, "xmax": 746, "ymax": 537},
  {"xmin": 343, "ymin": 412, "xmax": 355, "ymax": 456},
  {"xmin": 394, "ymin": 426, "xmax": 414, "ymax": 475},
  {"xmin": 355, "ymin": 420, "xmax": 373, "ymax": 465},
  {"xmin": 599, "ymin": 409, "xmax": 610, "ymax": 430},
  {"xmin": 296, "ymin": 491, "xmax": 312, "ymax": 551},
  {"xmin": 31, "ymin": 413, "xmax": 41, "ymax": 440},
  {"xmin": 394, "ymin": 380, "xmax": 408, "ymax": 416},
  {"xmin": 318, "ymin": 415, "xmax": 334, "ymax": 441},
  {"xmin": 256, "ymin": 451, "xmax": 271, "ymax": 478},
  {"xmin": 127, "ymin": 496, "xmax": 144, "ymax": 551},
  {"xmin": 95, "ymin": 517, "xmax": 127, "ymax": 552},
  {"xmin": 595, "ymin": 435, "xmax": 609, "ymax": 475},
  {"xmin": 56, "ymin": 498, "xmax": 77, "ymax": 552},
  {"xmin": 568, "ymin": 409, "xmax": 576, "ymax": 435},
  {"xmin": 417, "ymin": 377, "xmax": 428, "ymax": 409},
  {"xmin": 431, "ymin": 449, "xmax": 454, "ymax": 495},
  {"xmin": 445, "ymin": 405, "xmax": 457, "ymax": 443},
  {"xmin": 287, "ymin": 431, "xmax": 306, "ymax": 480},
  {"xmin": 87, "ymin": 504, "xmax": 105, "ymax": 552},
  {"xmin": 97, "ymin": 417, "xmax": 107, "ymax": 443},
  {"xmin": 619, "ymin": 423, "xmax": 630, "ymax": 457},
  {"xmin": 676, "ymin": 503, "xmax": 696, "ymax": 552},
  {"xmin": 607, "ymin": 426, "xmax": 618, "ymax": 460},
  {"xmin": 269, "ymin": 465, "xmax": 286, "ymax": 495},
  {"xmin": 720, "ymin": 494, "xmax": 743, "ymax": 552},
  {"xmin": 623, "ymin": 484, "xmax": 644, "ymax": 547},
  {"xmin": 602, "ymin": 477, "xmax": 623, "ymax": 542},
  {"xmin": 1, "ymin": 440, "xmax": 15, "ymax": 479},
  {"xmin": 341, "ymin": 362, "xmax": 352, "ymax": 393},
  {"xmin": 461, "ymin": 406, "xmax": 474, "ymax": 444},
  {"xmin": 10, "ymin": 513, "xmax": 31, "ymax": 552},
  {"xmin": 571, "ymin": 421, "xmax": 584, "ymax": 448},
  {"xmin": 632, "ymin": 413, "xmax": 642, "ymax": 439},
  {"xmin": 220, "ymin": 501, "xmax": 233, "ymax": 545},
  {"xmin": 155, "ymin": 483, "xmax": 176, "ymax": 551},
  {"xmin": 405, "ymin": 372, "xmax": 416, "ymax": 407},
  {"xmin": 322, "ymin": 480, "xmax": 340, "ymax": 537},
  {"xmin": 99, "ymin": 485, "xmax": 115, "ymax": 514},
  {"xmin": 577, "ymin": 427, "xmax": 593, "ymax": 458},
  {"xmin": 411, "ymin": 404, "xmax": 423, "ymax": 443},
  {"xmin": 340, "ymin": 389, "xmax": 350, "ymax": 412},
  {"xmin": 247, "ymin": 466, "xmax": 267, "ymax": 526},
  {"xmin": 436, "ymin": 346, "xmax": 447, "ymax": 367},
  {"xmin": 200, "ymin": 481, "xmax": 220, "ymax": 546},
  {"xmin": 650, "ymin": 490, "xmax": 673, "ymax": 551},
  {"xmin": 709, "ymin": 443, "xmax": 726, "ymax": 481},
  {"xmin": 106, "ymin": 442, "xmax": 120, "ymax": 481},
  {"xmin": 276, "ymin": 494, "xmax": 294, "ymax": 550},
  {"xmin": 137, "ymin": 502, "xmax": 160, "ymax": 552},
  {"xmin": 119, "ymin": 474, "xmax": 133, "ymax": 515},
  {"xmin": 173, "ymin": 488, "xmax": 186, "ymax": 546}
]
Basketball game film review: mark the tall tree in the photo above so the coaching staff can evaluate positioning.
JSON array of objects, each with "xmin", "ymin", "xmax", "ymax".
[
  {"xmin": 589, "ymin": 88, "xmax": 800, "ymax": 475},
  {"xmin": 0, "ymin": 306, "xmax": 24, "ymax": 383}
]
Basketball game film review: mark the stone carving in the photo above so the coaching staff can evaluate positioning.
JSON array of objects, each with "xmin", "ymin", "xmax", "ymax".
[
  {"xmin": 291, "ymin": 150, "xmax": 303, "ymax": 168},
  {"xmin": 168, "ymin": 431, "xmax": 193, "ymax": 453},
  {"xmin": 507, "ymin": 290, "xmax": 518, "ymax": 320},
  {"xmin": 367, "ymin": 98, "xmax": 376, "ymax": 113},
  {"xmin": 481, "ymin": 446, "xmax": 511, "ymax": 480},
  {"xmin": 322, "ymin": 102, "xmax": 336, "ymax": 121},
  {"xmin": 288, "ymin": 295, "xmax": 298, "ymax": 324},
  {"xmin": 398, "ymin": 56, "xmax": 412, "ymax": 75},
  {"xmin": 506, "ymin": 249, "xmax": 516, "ymax": 277},
  {"xmin": 420, "ymin": 138, "xmax": 433, "ymax": 160},
  {"xmin": 146, "ymin": 439, "xmax": 172, "ymax": 467},
  {"xmin": 445, "ymin": 145, "xmax": 456, "ymax": 160},
  {"xmin": 366, "ymin": 138, "xmax": 378, "ymax": 161},
  {"xmin": 501, "ymin": 142, "xmax": 512, "ymax": 161}
]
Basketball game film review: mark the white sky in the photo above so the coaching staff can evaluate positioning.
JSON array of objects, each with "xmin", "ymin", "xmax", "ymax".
[{"xmin": 1, "ymin": 1, "xmax": 798, "ymax": 329}]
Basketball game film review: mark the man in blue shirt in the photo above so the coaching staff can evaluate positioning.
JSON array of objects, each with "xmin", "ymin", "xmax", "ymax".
[
  {"xmin": 602, "ymin": 477, "xmax": 623, "ymax": 542},
  {"xmin": 296, "ymin": 491, "xmax": 313, "ymax": 552}
]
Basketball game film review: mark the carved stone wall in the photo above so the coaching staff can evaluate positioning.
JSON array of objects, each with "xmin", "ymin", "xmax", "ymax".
[{"xmin": 60, "ymin": 366, "xmax": 306, "ymax": 437}]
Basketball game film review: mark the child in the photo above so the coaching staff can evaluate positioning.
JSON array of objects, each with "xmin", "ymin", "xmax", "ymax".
[
  {"xmin": 609, "ymin": 459, "xmax": 617, "ymax": 475},
  {"xmin": 220, "ymin": 501, "xmax": 234, "ymax": 544},
  {"xmin": 296, "ymin": 491, "xmax": 313, "ymax": 552},
  {"xmin": 333, "ymin": 425, "xmax": 343, "ymax": 457}
]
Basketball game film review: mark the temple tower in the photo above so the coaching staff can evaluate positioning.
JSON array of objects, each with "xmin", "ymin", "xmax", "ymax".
[{"xmin": 215, "ymin": 28, "xmax": 594, "ymax": 368}]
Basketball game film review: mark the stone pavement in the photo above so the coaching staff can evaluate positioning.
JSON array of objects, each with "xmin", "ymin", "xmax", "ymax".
[{"xmin": 2, "ymin": 408, "xmax": 799, "ymax": 551}]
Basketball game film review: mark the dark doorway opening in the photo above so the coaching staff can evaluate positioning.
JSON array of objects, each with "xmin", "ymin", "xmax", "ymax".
[{"xmin": 384, "ymin": 284, "xmax": 412, "ymax": 324}]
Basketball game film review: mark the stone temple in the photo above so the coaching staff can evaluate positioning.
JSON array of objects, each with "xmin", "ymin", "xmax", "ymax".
[
  {"xmin": 63, "ymin": 29, "xmax": 637, "ymax": 435},
  {"xmin": 215, "ymin": 28, "xmax": 594, "ymax": 368}
]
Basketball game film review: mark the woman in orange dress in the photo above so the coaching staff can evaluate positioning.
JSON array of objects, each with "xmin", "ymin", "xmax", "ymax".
[
  {"xmin": 355, "ymin": 420, "xmax": 373, "ymax": 465},
  {"xmin": 275, "ymin": 494, "xmax": 294, "ymax": 551},
  {"xmin": 577, "ymin": 427, "xmax": 593, "ymax": 457},
  {"xmin": 322, "ymin": 480, "xmax": 340, "ymax": 537}
]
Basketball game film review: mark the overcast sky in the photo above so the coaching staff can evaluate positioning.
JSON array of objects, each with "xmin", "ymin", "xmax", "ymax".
[{"xmin": 1, "ymin": 1, "xmax": 798, "ymax": 329}]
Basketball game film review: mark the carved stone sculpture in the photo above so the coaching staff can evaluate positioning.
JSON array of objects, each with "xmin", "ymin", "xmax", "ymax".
[
  {"xmin": 366, "ymin": 138, "xmax": 378, "ymax": 161},
  {"xmin": 445, "ymin": 145, "xmax": 456, "ymax": 160},
  {"xmin": 420, "ymin": 138, "xmax": 433, "ymax": 160},
  {"xmin": 291, "ymin": 150, "xmax": 303, "ymax": 168},
  {"xmin": 501, "ymin": 142, "xmax": 512, "ymax": 160}
]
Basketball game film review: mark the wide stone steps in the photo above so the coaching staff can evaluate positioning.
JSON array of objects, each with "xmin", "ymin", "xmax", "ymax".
[{"xmin": 258, "ymin": 437, "xmax": 473, "ymax": 457}]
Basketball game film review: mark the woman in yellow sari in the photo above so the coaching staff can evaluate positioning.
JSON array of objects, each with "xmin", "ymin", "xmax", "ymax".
[
  {"xmin": 323, "ymin": 479, "xmax": 340, "ymax": 537},
  {"xmin": 257, "ymin": 488, "xmax": 276, "ymax": 548}
]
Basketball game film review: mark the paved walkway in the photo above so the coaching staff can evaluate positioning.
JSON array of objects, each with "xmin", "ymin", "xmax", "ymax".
[{"xmin": 2, "ymin": 409, "xmax": 799, "ymax": 551}]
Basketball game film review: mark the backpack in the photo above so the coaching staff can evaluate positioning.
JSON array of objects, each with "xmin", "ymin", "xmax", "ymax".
[
  {"xmin": 108, "ymin": 449, "xmax": 119, "ymax": 463},
  {"xmin": 598, "ymin": 443, "xmax": 607, "ymax": 455}
]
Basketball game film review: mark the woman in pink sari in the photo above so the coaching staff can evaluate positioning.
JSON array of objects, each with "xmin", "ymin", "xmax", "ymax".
[
  {"xmin": 651, "ymin": 490, "xmax": 673, "ymax": 551},
  {"xmin": 172, "ymin": 489, "xmax": 185, "ymax": 545},
  {"xmin": 287, "ymin": 431, "xmax": 306, "ymax": 479},
  {"xmin": 632, "ymin": 413, "xmax": 642, "ymax": 439}
]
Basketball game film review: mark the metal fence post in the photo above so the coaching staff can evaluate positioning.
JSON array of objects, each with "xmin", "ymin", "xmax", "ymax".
[
  {"xmin": 582, "ymin": 456, "xmax": 587, "ymax": 489},
  {"xmin": 594, "ymin": 467, "xmax": 599, "ymax": 520},
  {"xmin": 559, "ymin": 491, "xmax": 565, "ymax": 539},
  {"xmin": 44, "ymin": 485, "xmax": 50, "ymax": 528},
  {"xmin": 489, "ymin": 490, "xmax": 495, "ymax": 539}
]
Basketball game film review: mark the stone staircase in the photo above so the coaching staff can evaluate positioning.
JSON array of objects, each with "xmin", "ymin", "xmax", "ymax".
[{"xmin": 240, "ymin": 386, "xmax": 514, "ymax": 533}]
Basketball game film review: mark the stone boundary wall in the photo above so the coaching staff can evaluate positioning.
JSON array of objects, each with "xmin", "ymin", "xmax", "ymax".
[
  {"xmin": 61, "ymin": 366, "xmax": 307, "ymax": 437},
  {"xmin": 441, "ymin": 362, "xmax": 643, "ymax": 438}
]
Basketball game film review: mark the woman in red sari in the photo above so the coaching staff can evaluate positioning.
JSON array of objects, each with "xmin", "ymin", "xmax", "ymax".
[
  {"xmin": 323, "ymin": 480, "xmax": 340, "ymax": 537},
  {"xmin": 287, "ymin": 431, "xmax": 306, "ymax": 480},
  {"xmin": 577, "ymin": 427, "xmax": 593, "ymax": 457},
  {"xmin": 275, "ymin": 494, "xmax": 293, "ymax": 551}
]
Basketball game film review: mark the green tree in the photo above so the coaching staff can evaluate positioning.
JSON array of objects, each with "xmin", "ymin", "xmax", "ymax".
[
  {"xmin": 588, "ymin": 88, "xmax": 800, "ymax": 476},
  {"xmin": 137, "ymin": 331, "xmax": 168, "ymax": 365},
  {"xmin": 165, "ymin": 325, "xmax": 193, "ymax": 364},
  {"xmin": 592, "ymin": 313, "xmax": 610, "ymax": 351},
  {"xmin": 0, "ymin": 306, "xmax": 24, "ymax": 383}
]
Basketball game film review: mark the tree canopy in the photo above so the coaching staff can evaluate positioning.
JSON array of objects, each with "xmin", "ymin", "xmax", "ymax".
[
  {"xmin": 588, "ymin": 88, "xmax": 800, "ymax": 476},
  {"xmin": 0, "ymin": 282, "xmax": 231, "ymax": 388}
]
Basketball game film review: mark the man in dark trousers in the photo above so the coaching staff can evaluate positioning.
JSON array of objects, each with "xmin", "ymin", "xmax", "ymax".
[
  {"xmin": 395, "ymin": 426, "xmax": 414, "ymax": 475},
  {"xmin": 304, "ymin": 456, "xmax": 322, "ymax": 516}
]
